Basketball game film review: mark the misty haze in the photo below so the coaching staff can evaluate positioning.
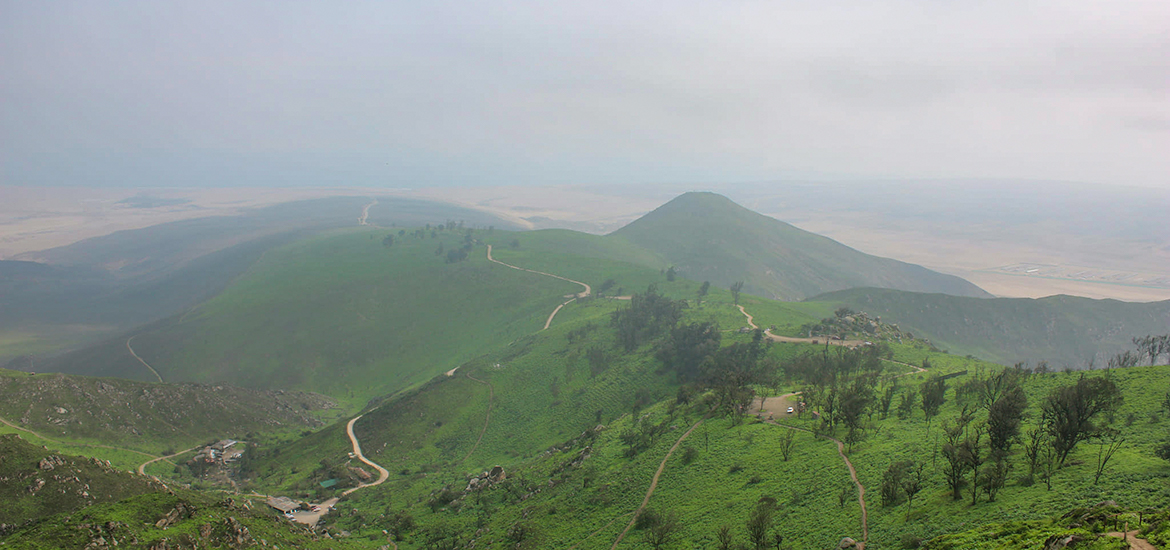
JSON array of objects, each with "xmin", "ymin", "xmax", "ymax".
[{"xmin": 1, "ymin": 2, "xmax": 1168, "ymax": 549}]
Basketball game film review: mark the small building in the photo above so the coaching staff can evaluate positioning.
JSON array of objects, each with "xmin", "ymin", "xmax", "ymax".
[
  {"xmin": 319, "ymin": 478, "xmax": 339, "ymax": 489},
  {"xmin": 267, "ymin": 496, "xmax": 300, "ymax": 514}
]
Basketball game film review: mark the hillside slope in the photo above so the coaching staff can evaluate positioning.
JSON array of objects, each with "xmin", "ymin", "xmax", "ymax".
[
  {"xmin": 0, "ymin": 196, "xmax": 519, "ymax": 364},
  {"xmin": 810, "ymin": 287, "xmax": 1170, "ymax": 365},
  {"xmin": 610, "ymin": 192, "xmax": 990, "ymax": 300},
  {"xmin": 0, "ymin": 434, "xmax": 367, "ymax": 549},
  {"xmin": 0, "ymin": 368, "xmax": 334, "ymax": 456},
  {"xmin": 42, "ymin": 228, "xmax": 581, "ymax": 402}
]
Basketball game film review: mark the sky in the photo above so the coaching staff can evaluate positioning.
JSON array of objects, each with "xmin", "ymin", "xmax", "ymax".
[{"xmin": 1, "ymin": 1, "xmax": 1168, "ymax": 189}]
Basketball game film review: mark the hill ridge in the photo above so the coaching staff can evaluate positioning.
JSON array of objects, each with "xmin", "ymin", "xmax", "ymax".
[{"xmin": 610, "ymin": 191, "xmax": 990, "ymax": 300}]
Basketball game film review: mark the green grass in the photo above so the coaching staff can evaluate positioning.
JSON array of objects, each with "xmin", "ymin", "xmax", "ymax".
[
  {"xmin": 611, "ymin": 192, "xmax": 989, "ymax": 300},
  {"xmin": 808, "ymin": 286, "xmax": 1170, "ymax": 366},
  {"xmin": 0, "ymin": 368, "xmax": 336, "ymax": 472},
  {"xmin": 53, "ymin": 228, "xmax": 581, "ymax": 404}
]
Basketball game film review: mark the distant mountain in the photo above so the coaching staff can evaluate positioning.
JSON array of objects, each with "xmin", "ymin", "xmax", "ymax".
[
  {"xmin": 610, "ymin": 192, "xmax": 990, "ymax": 300},
  {"xmin": 810, "ymin": 287, "xmax": 1170, "ymax": 366}
]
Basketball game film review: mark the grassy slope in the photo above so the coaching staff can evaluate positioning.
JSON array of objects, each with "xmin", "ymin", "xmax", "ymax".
[
  {"xmin": 611, "ymin": 191, "xmax": 990, "ymax": 300},
  {"xmin": 1, "ymin": 196, "xmax": 520, "ymax": 365},
  {"xmin": 0, "ymin": 368, "xmax": 337, "ymax": 459},
  {"xmin": 47, "ymin": 228, "xmax": 578, "ymax": 403},
  {"xmin": 0, "ymin": 434, "xmax": 369, "ymax": 549},
  {"xmin": 809, "ymin": 286, "xmax": 1170, "ymax": 366}
]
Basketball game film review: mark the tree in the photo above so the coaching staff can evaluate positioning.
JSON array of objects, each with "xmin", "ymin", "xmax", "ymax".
[
  {"xmin": 666, "ymin": 266, "xmax": 677, "ymax": 281},
  {"xmin": 746, "ymin": 501, "xmax": 775, "ymax": 550},
  {"xmin": 940, "ymin": 418, "xmax": 969, "ymax": 500},
  {"xmin": 987, "ymin": 385, "xmax": 1028, "ymax": 455},
  {"xmin": 730, "ymin": 281, "xmax": 745, "ymax": 306},
  {"xmin": 696, "ymin": 281, "xmax": 711, "ymax": 306},
  {"xmin": 656, "ymin": 322, "xmax": 721, "ymax": 381},
  {"xmin": 1041, "ymin": 375, "xmax": 1123, "ymax": 466},
  {"xmin": 900, "ymin": 461, "xmax": 925, "ymax": 519},
  {"xmin": 778, "ymin": 428, "xmax": 796, "ymax": 461},
  {"xmin": 878, "ymin": 383, "xmax": 897, "ymax": 419},
  {"xmin": 382, "ymin": 234, "xmax": 394, "ymax": 247},
  {"xmin": 643, "ymin": 510, "xmax": 679, "ymax": 550},
  {"xmin": 1023, "ymin": 428, "xmax": 1045, "ymax": 481},
  {"xmin": 1092, "ymin": 428, "xmax": 1124, "ymax": 484},
  {"xmin": 920, "ymin": 376, "xmax": 948, "ymax": 428},
  {"xmin": 962, "ymin": 423, "xmax": 986, "ymax": 506},
  {"xmin": 1108, "ymin": 351, "xmax": 1139, "ymax": 369},
  {"xmin": 510, "ymin": 238, "xmax": 520, "ymax": 249},
  {"xmin": 982, "ymin": 457, "xmax": 1009, "ymax": 502},
  {"xmin": 716, "ymin": 525, "xmax": 735, "ymax": 550},
  {"xmin": 880, "ymin": 461, "xmax": 909, "ymax": 507}
]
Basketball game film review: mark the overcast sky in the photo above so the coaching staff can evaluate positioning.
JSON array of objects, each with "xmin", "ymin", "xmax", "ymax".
[{"xmin": 2, "ymin": 1, "xmax": 1167, "ymax": 189}]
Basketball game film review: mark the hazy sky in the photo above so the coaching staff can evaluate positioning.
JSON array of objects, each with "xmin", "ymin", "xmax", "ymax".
[{"xmin": 2, "ymin": 1, "xmax": 1167, "ymax": 189}]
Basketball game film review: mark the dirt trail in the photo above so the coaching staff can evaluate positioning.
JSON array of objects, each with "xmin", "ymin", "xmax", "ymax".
[
  {"xmin": 486, "ymin": 244, "xmax": 591, "ymax": 330},
  {"xmin": 763, "ymin": 418, "xmax": 869, "ymax": 548},
  {"xmin": 459, "ymin": 373, "xmax": 495, "ymax": 464},
  {"xmin": 126, "ymin": 335, "xmax": 164, "ymax": 383},
  {"xmin": 137, "ymin": 446, "xmax": 197, "ymax": 476},
  {"xmin": 610, "ymin": 419, "xmax": 704, "ymax": 550},
  {"xmin": 342, "ymin": 414, "xmax": 390, "ymax": 496},
  {"xmin": 1108, "ymin": 531, "xmax": 1159, "ymax": 550},
  {"xmin": 358, "ymin": 199, "xmax": 377, "ymax": 226}
]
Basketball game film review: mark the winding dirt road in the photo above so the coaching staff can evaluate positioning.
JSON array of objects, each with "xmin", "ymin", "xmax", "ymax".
[
  {"xmin": 342, "ymin": 414, "xmax": 390, "ymax": 496},
  {"xmin": 736, "ymin": 304, "xmax": 868, "ymax": 347},
  {"xmin": 126, "ymin": 335, "xmax": 164, "ymax": 383},
  {"xmin": 486, "ymin": 244, "xmax": 591, "ymax": 330}
]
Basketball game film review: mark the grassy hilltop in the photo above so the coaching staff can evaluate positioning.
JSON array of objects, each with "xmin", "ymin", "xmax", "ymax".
[{"xmin": 611, "ymin": 192, "xmax": 991, "ymax": 300}]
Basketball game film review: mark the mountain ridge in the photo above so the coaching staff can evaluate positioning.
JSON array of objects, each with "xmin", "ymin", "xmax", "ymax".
[{"xmin": 610, "ymin": 191, "xmax": 990, "ymax": 300}]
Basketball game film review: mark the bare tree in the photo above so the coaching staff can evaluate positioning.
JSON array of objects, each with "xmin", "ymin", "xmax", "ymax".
[
  {"xmin": 1093, "ymin": 428, "xmax": 1124, "ymax": 484},
  {"xmin": 730, "ymin": 281, "xmax": 745, "ymax": 306},
  {"xmin": 778, "ymin": 429, "xmax": 796, "ymax": 462}
]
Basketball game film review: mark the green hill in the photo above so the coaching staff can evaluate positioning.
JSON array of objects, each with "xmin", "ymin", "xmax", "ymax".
[
  {"xmin": 0, "ymin": 196, "xmax": 519, "ymax": 365},
  {"xmin": 0, "ymin": 368, "xmax": 335, "ymax": 459},
  {"xmin": 809, "ymin": 287, "xmax": 1170, "ymax": 366},
  {"xmin": 610, "ymin": 192, "xmax": 990, "ymax": 300},
  {"xmin": 42, "ymin": 227, "xmax": 584, "ymax": 403}
]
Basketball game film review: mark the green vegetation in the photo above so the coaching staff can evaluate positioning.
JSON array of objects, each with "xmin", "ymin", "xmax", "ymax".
[
  {"xmin": 810, "ymin": 286, "xmax": 1170, "ymax": 366},
  {"xmin": 9, "ymin": 193, "xmax": 1170, "ymax": 549},
  {"xmin": 47, "ymin": 227, "xmax": 578, "ymax": 403},
  {"xmin": 0, "ymin": 368, "xmax": 336, "ymax": 462}
]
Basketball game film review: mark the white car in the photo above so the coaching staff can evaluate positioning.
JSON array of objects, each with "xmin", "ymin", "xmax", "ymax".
[{"xmin": 786, "ymin": 407, "xmax": 795, "ymax": 414}]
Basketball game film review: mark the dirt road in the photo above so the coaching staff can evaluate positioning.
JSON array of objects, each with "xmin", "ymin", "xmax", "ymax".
[
  {"xmin": 486, "ymin": 244, "xmax": 591, "ymax": 329},
  {"xmin": 342, "ymin": 414, "xmax": 390, "ymax": 496},
  {"xmin": 1107, "ymin": 531, "xmax": 1158, "ymax": 550},
  {"xmin": 358, "ymin": 199, "xmax": 377, "ymax": 226},
  {"xmin": 736, "ymin": 305, "xmax": 868, "ymax": 347},
  {"xmin": 126, "ymin": 335, "xmax": 164, "ymax": 383},
  {"xmin": 137, "ymin": 446, "xmax": 197, "ymax": 476}
]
